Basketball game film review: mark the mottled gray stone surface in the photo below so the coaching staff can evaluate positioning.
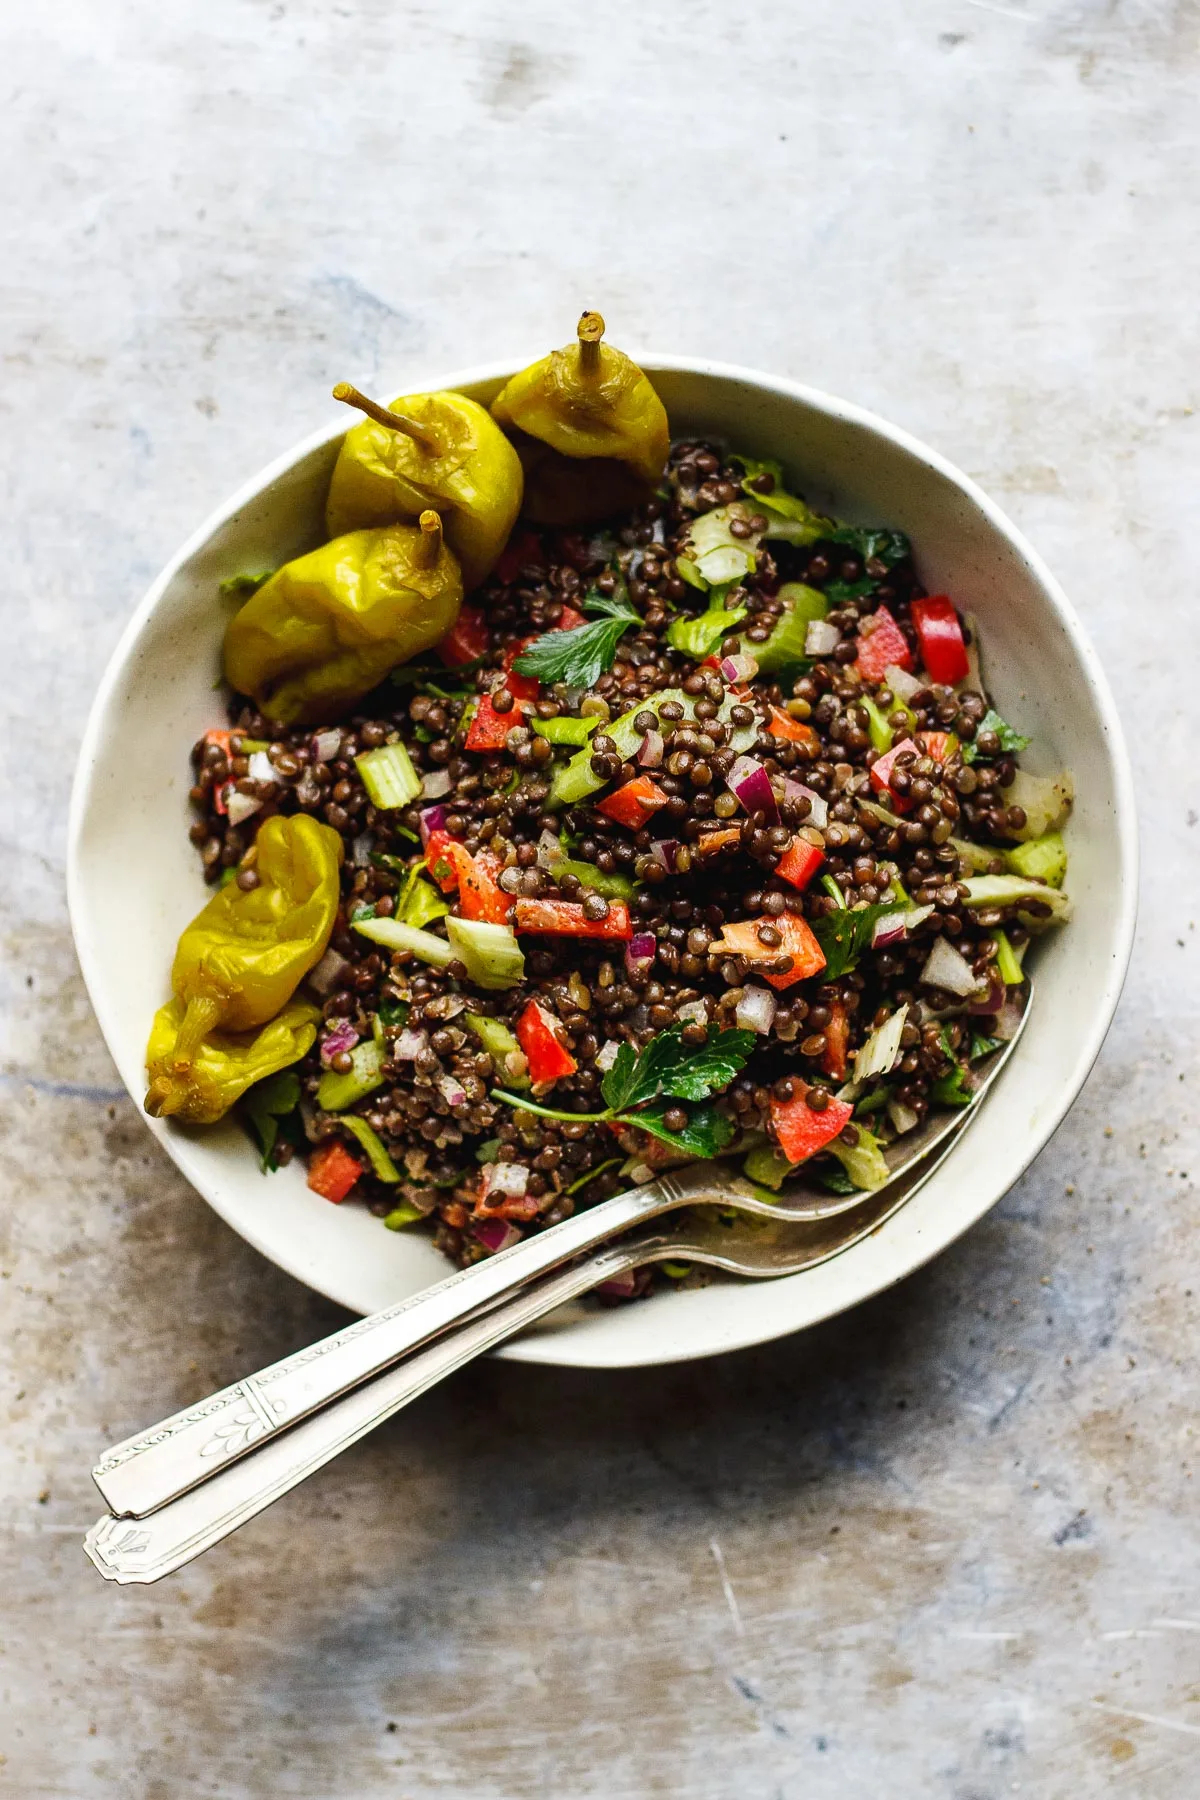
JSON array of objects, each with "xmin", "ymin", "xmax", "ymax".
[{"xmin": 1, "ymin": 2, "xmax": 1198, "ymax": 1794}]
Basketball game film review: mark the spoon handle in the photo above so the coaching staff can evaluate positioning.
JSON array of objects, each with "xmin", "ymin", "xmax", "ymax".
[{"xmin": 84, "ymin": 1239, "xmax": 645, "ymax": 1585}]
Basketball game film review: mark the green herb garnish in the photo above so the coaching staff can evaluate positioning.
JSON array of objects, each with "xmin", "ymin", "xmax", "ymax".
[
  {"xmin": 930, "ymin": 1063, "xmax": 976, "ymax": 1107},
  {"xmin": 512, "ymin": 591, "xmax": 640, "ymax": 689},
  {"xmin": 812, "ymin": 902, "xmax": 907, "ymax": 980},
  {"xmin": 962, "ymin": 709, "xmax": 1032, "ymax": 764},
  {"xmin": 220, "ymin": 570, "xmax": 274, "ymax": 599},
  {"xmin": 492, "ymin": 1024, "xmax": 754, "ymax": 1159},
  {"xmin": 969, "ymin": 1032, "xmax": 1001, "ymax": 1062},
  {"xmin": 241, "ymin": 1070, "xmax": 302, "ymax": 1172}
]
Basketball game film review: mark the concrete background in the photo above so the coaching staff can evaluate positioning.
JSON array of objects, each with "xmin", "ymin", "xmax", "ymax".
[{"xmin": 2, "ymin": 1, "xmax": 1198, "ymax": 1794}]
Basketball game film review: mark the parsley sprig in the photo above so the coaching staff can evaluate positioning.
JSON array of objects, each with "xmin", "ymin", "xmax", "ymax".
[
  {"xmin": 961, "ymin": 708, "xmax": 1032, "ymax": 764},
  {"xmin": 491, "ymin": 1025, "xmax": 755, "ymax": 1158},
  {"xmin": 512, "ymin": 590, "xmax": 640, "ymax": 689},
  {"xmin": 812, "ymin": 902, "xmax": 907, "ymax": 980}
]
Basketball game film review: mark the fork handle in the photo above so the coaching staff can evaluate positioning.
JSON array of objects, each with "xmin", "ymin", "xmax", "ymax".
[
  {"xmin": 84, "ymin": 1239, "xmax": 646, "ymax": 1585},
  {"xmin": 92, "ymin": 1175, "xmax": 685, "ymax": 1520}
]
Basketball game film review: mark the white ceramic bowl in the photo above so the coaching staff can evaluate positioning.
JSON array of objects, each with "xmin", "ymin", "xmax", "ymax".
[{"xmin": 68, "ymin": 357, "xmax": 1137, "ymax": 1368}]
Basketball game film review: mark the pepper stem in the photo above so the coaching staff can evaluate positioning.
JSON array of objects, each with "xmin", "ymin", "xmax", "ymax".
[
  {"xmin": 332, "ymin": 383, "xmax": 438, "ymax": 454},
  {"xmin": 169, "ymin": 994, "xmax": 223, "ymax": 1072},
  {"xmin": 576, "ymin": 311, "xmax": 605, "ymax": 376},
  {"xmin": 413, "ymin": 509, "xmax": 444, "ymax": 570}
]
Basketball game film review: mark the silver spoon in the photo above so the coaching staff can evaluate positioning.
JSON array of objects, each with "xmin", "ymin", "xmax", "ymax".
[
  {"xmin": 84, "ymin": 1107, "xmax": 970, "ymax": 1585},
  {"xmin": 92, "ymin": 998, "xmax": 1028, "ymax": 1525}
]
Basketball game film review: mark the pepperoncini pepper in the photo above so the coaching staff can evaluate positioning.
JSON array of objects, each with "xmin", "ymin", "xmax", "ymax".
[
  {"xmin": 223, "ymin": 511, "xmax": 463, "ymax": 725},
  {"xmin": 144, "ymin": 814, "xmax": 343, "ymax": 1122},
  {"xmin": 325, "ymin": 385, "xmax": 524, "ymax": 591},
  {"xmin": 489, "ymin": 312, "xmax": 670, "ymax": 524},
  {"xmin": 145, "ymin": 999, "xmax": 321, "ymax": 1125}
]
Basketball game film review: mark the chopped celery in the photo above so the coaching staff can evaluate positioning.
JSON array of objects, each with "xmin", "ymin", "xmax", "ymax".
[
  {"xmin": 666, "ymin": 606, "xmax": 747, "ymax": 661},
  {"xmin": 949, "ymin": 837, "xmax": 998, "ymax": 873},
  {"xmin": 464, "ymin": 1013, "xmax": 530, "ymax": 1087},
  {"xmin": 961, "ymin": 874, "xmax": 1071, "ymax": 926},
  {"xmin": 383, "ymin": 1202, "xmax": 426, "ymax": 1230},
  {"xmin": 682, "ymin": 504, "xmax": 762, "ymax": 586},
  {"xmin": 445, "ymin": 917, "xmax": 525, "ymax": 989},
  {"xmin": 753, "ymin": 583, "xmax": 827, "ymax": 672},
  {"xmin": 548, "ymin": 686, "xmax": 757, "ymax": 808},
  {"xmin": 551, "ymin": 857, "xmax": 636, "ymax": 900},
  {"xmin": 355, "ymin": 742, "xmax": 421, "ymax": 809},
  {"xmin": 316, "ymin": 1040, "xmax": 385, "ymax": 1111},
  {"xmin": 353, "ymin": 915, "xmax": 456, "ymax": 968},
  {"xmin": 531, "ymin": 714, "xmax": 598, "ymax": 747},
  {"xmin": 742, "ymin": 1143, "xmax": 792, "ymax": 1190},
  {"xmin": 338, "ymin": 1115, "xmax": 401, "ymax": 1182},
  {"xmin": 860, "ymin": 695, "xmax": 893, "ymax": 754},
  {"xmin": 992, "ymin": 929, "xmax": 1025, "ymax": 985},
  {"xmin": 675, "ymin": 555, "xmax": 708, "ymax": 591},
  {"xmin": 826, "ymin": 1125, "xmax": 891, "ymax": 1192},
  {"xmin": 1004, "ymin": 831, "xmax": 1067, "ymax": 889},
  {"xmin": 731, "ymin": 457, "xmax": 830, "ymax": 537}
]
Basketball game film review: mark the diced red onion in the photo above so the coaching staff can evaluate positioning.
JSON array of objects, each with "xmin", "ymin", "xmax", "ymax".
[
  {"xmin": 320, "ymin": 1021, "xmax": 359, "ymax": 1066},
  {"xmin": 992, "ymin": 993, "xmax": 1025, "ymax": 1041},
  {"xmin": 735, "ymin": 984, "xmax": 777, "ymax": 1035},
  {"xmin": 486, "ymin": 1162, "xmax": 529, "ymax": 1199},
  {"xmin": 437, "ymin": 1073, "xmax": 467, "ymax": 1107},
  {"xmin": 596, "ymin": 1270, "xmax": 639, "ymax": 1299},
  {"xmin": 421, "ymin": 768, "xmax": 452, "ymax": 800},
  {"xmin": 351, "ymin": 831, "xmax": 374, "ymax": 868},
  {"xmin": 595, "ymin": 1039, "xmax": 621, "ymax": 1071},
  {"xmin": 720, "ymin": 652, "xmax": 759, "ymax": 683},
  {"xmin": 246, "ymin": 750, "xmax": 277, "ymax": 785},
  {"xmin": 626, "ymin": 932, "xmax": 657, "ymax": 976},
  {"xmin": 637, "ymin": 728, "xmax": 665, "ymax": 769},
  {"xmin": 884, "ymin": 663, "xmax": 922, "ymax": 702},
  {"xmin": 872, "ymin": 903, "xmax": 933, "ymax": 950},
  {"xmin": 310, "ymin": 728, "xmax": 342, "ymax": 763},
  {"xmin": 805, "ymin": 618, "xmax": 841, "ymax": 656},
  {"xmin": 224, "ymin": 788, "xmax": 263, "ymax": 827},
  {"xmin": 473, "ymin": 1218, "xmax": 521, "ymax": 1254},
  {"xmin": 783, "ymin": 779, "xmax": 828, "ymax": 828},
  {"xmin": 967, "ymin": 970, "xmax": 1006, "ymax": 1016},
  {"xmin": 628, "ymin": 1162, "xmax": 656, "ymax": 1185},
  {"xmin": 919, "ymin": 936, "xmax": 982, "ymax": 998},
  {"xmin": 307, "ymin": 947, "xmax": 349, "ymax": 996},
  {"xmin": 393, "ymin": 1027, "xmax": 429, "ymax": 1060},
  {"xmin": 649, "ymin": 839, "xmax": 680, "ymax": 874},
  {"xmin": 418, "ymin": 804, "xmax": 447, "ymax": 845},
  {"xmin": 728, "ymin": 755, "xmax": 779, "ymax": 825},
  {"xmin": 677, "ymin": 998, "xmax": 708, "ymax": 1026}
]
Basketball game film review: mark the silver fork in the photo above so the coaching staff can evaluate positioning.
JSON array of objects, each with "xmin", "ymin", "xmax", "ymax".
[
  {"xmin": 91, "ymin": 1009, "xmax": 1026, "ymax": 1526},
  {"xmin": 84, "ymin": 1113, "xmax": 964, "ymax": 1584}
]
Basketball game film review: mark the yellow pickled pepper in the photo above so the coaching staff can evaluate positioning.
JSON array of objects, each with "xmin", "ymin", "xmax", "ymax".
[
  {"xmin": 145, "ymin": 814, "xmax": 342, "ymax": 1123},
  {"xmin": 489, "ymin": 312, "xmax": 670, "ymax": 524},
  {"xmin": 223, "ymin": 511, "xmax": 464, "ymax": 726},
  {"xmin": 325, "ymin": 385, "xmax": 524, "ymax": 590}
]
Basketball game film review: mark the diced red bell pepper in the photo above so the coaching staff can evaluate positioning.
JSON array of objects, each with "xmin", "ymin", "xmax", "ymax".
[
  {"xmin": 494, "ymin": 529, "xmax": 547, "ymax": 585},
  {"xmin": 464, "ymin": 693, "xmax": 516, "ymax": 753},
  {"xmin": 919, "ymin": 730, "xmax": 958, "ymax": 765},
  {"xmin": 709, "ymin": 912, "xmax": 827, "ymax": 991},
  {"xmin": 868, "ymin": 736, "xmax": 920, "ymax": 812},
  {"xmin": 202, "ymin": 730, "xmax": 235, "ymax": 814},
  {"xmin": 512, "ymin": 897, "xmax": 634, "ymax": 942},
  {"xmin": 821, "ymin": 999, "xmax": 849, "ymax": 1081},
  {"xmin": 436, "ymin": 604, "xmax": 488, "ymax": 668},
  {"xmin": 439, "ymin": 841, "xmax": 512, "ymax": 922},
  {"xmin": 855, "ymin": 605, "xmax": 913, "ymax": 685},
  {"xmin": 501, "ymin": 637, "xmax": 540, "ymax": 703},
  {"xmin": 911, "ymin": 596, "xmax": 969, "ymax": 686},
  {"xmin": 515, "ymin": 999, "xmax": 578, "ymax": 1083},
  {"xmin": 595, "ymin": 775, "xmax": 668, "ymax": 831},
  {"xmin": 775, "ymin": 838, "xmax": 824, "ymax": 891},
  {"xmin": 696, "ymin": 828, "xmax": 743, "ymax": 858},
  {"xmin": 424, "ymin": 829, "xmax": 461, "ymax": 891},
  {"xmin": 306, "ymin": 1140, "xmax": 364, "ymax": 1203},
  {"xmin": 770, "ymin": 1084, "xmax": 854, "ymax": 1165},
  {"xmin": 767, "ymin": 705, "xmax": 818, "ymax": 748},
  {"xmin": 555, "ymin": 604, "xmax": 587, "ymax": 631}
]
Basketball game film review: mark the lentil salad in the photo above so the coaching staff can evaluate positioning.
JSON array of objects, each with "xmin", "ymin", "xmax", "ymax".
[{"xmin": 173, "ymin": 369, "xmax": 1073, "ymax": 1292}]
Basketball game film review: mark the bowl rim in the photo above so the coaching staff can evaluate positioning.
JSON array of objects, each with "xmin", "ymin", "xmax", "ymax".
[{"xmin": 67, "ymin": 353, "xmax": 1138, "ymax": 1365}]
